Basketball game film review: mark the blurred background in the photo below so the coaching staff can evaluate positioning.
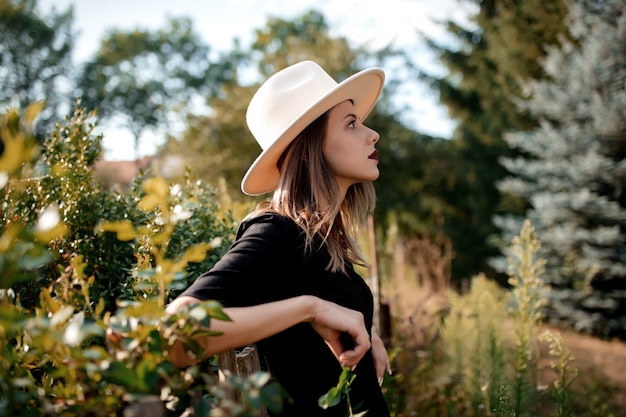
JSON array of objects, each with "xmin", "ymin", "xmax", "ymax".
[{"xmin": 1, "ymin": 0, "xmax": 624, "ymax": 415}]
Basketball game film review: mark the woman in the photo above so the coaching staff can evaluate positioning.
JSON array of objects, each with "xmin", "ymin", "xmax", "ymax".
[{"xmin": 167, "ymin": 60, "xmax": 391, "ymax": 416}]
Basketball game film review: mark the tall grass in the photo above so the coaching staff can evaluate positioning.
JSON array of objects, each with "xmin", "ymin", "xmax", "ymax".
[{"xmin": 384, "ymin": 220, "xmax": 614, "ymax": 417}]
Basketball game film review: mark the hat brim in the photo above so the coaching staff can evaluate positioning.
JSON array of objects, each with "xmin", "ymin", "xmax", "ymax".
[{"xmin": 241, "ymin": 67, "xmax": 384, "ymax": 196}]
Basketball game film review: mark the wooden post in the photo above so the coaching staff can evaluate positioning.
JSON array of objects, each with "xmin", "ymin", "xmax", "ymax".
[
  {"xmin": 218, "ymin": 346, "xmax": 268, "ymax": 416},
  {"xmin": 367, "ymin": 214, "xmax": 381, "ymax": 336}
]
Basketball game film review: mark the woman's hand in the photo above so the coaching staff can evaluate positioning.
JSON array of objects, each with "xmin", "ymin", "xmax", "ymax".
[
  {"xmin": 307, "ymin": 297, "xmax": 371, "ymax": 370},
  {"xmin": 371, "ymin": 330, "xmax": 391, "ymax": 385}
]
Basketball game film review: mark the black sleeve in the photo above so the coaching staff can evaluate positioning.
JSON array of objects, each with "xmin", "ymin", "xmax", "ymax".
[{"xmin": 180, "ymin": 213, "xmax": 303, "ymax": 307}]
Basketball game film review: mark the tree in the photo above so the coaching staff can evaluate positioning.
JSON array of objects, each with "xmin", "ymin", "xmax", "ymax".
[
  {"xmin": 494, "ymin": 0, "xmax": 626, "ymax": 339},
  {"xmin": 76, "ymin": 17, "xmax": 233, "ymax": 159},
  {"xmin": 0, "ymin": 0, "xmax": 74, "ymax": 136},
  {"xmin": 419, "ymin": 0, "xmax": 569, "ymax": 280}
]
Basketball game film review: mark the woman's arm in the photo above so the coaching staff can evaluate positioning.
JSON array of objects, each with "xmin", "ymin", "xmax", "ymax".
[{"xmin": 166, "ymin": 295, "xmax": 371, "ymax": 369}]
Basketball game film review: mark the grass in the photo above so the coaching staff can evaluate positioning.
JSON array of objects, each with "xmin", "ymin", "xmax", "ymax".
[{"xmin": 381, "ymin": 220, "xmax": 616, "ymax": 417}]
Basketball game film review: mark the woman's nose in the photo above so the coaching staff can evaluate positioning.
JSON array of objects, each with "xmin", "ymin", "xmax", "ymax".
[{"xmin": 369, "ymin": 127, "xmax": 380, "ymax": 144}]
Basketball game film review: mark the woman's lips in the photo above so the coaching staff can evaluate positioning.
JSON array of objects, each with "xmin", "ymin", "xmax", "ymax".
[{"xmin": 368, "ymin": 150, "xmax": 378, "ymax": 161}]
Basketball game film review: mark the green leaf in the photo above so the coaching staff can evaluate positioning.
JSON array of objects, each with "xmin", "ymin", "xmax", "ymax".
[
  {"xmin": 248, "ymin": 371, "xmax": 271, "ymax": 387},
  {"xmin": 135, "ymin": 358, "xmax": 161, "ymax": 392},
  {"xmin": 199, "ymin": 300, "xmax": 231, "ymax": 322},
  {"xmin": 261, "ymin": 381, "xmax": 285, "ymax": 413},
  {"xmin": 194, "ymin": 396, "xmax": 213, "ymax": 416},
  {"xmin": 318, "ymin": 386, "xmax": 342, "ymax": 409},
  {"xmin": 318, "ymin": 366, "xmax": 358, "ymax": 410},
  {"xmin": 102, "ymin": 361, "xmax": 136, "ymax": 388},
  {"xmin": 82, "ymin": 346, "xmax": 108, "ymax": 360},
  {"xmin": 17, "ymin": 242, "xmax": 52, "ymax": 270}
]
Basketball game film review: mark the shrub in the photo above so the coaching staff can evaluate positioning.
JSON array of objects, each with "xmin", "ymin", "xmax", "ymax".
[{"xmin": 0, "ymin": 103, "xmax": 279, "ymax": 416}]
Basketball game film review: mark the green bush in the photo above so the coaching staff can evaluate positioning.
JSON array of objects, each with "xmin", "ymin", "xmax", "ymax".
[{"xmin": 0, "ymin": 103, "xmax": 280, "ymax": 416}]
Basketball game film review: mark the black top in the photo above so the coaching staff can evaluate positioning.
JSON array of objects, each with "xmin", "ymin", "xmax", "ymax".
[{"xmin": 181, "ymin": 212, "xmax": 390, "ymax": 416}]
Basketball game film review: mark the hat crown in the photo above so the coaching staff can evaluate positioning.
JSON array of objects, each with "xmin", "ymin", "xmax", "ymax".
[{"xmin": 246, "ymin": 61, "xmax": 338, "ymax": 150}]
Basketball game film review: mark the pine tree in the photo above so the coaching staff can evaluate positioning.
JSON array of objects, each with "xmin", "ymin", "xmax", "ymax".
[
  {"xmin": 494, "ymin": 0, "xmax": 626, "ymax": 339},
  {"xmin": 420, "ymin": 0, "xmax": 569, "ymax": 280}
]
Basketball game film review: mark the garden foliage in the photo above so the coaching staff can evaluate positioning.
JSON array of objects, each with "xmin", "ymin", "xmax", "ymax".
[
  {"xmin": 0, "ymin": 103, "xmax": 281, "ymax": 416},
  {"xmin": 387, "ymin": 221, "xmax": 613, "ymax": 417}
]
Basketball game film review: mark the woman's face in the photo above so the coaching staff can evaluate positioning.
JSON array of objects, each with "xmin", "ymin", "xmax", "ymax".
[{"xmin": 322, "ymin": 100, "xmax": 380, "ymax": 193}]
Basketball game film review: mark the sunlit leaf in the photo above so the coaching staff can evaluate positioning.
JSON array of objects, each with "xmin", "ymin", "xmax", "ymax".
[
  {"xmin": 188, "ymin": 305, "xmax": 207, "ymax": 321},
  {"xmin": 199, "ymin": 300, "xmax": 231, "ymax": 322},
  {"xmin": 63, "ymin": 312, "xmax": 85, "ymax": 346},
  {"xmin": 171, "ymin": 204, "xmax": 192, "ymax": 223},
  {"xmin": 183, "ymin": 243, "xmax": 211, "ymax": 263},
  {"xmin": 138, "ymin": 193, "xmax": 160, "ymax": 212},
  {"xmin": 249, "ymin": 371, "xmax": 271, "ymax": 386},
  {"xmin": 142, "ymin": 177, "xmax": 169, "ymax": 198},
  {"xmin": 318, "ymin": 386, "xmax": 342, "ymax": 408},
  {"xmin": 34, "ymin": 204, "xmax": 68, "ymax": 242},
  {"xmin": 39, "ymin": 287, "xmax": 60, "ymax": 314},
  {"xmin": 116, "ymin": 300, "xmax": 161, "ymax": 318},
  {"xmin": 50, "ymin": 305, "xmax": 74, "ymax": 329},
  {"xmin": 95, "ymin": 298, "xmax": 106, "ymax": 317},
  {"xmin": 0, "ymin": 129, "xmax": 25, "ymax": 172},
  {"xmin": 0, "ymin": 171, "xmax": 8, "ymax": 189},
  {"xmin": 96, "ymin": 220, "xmax": 136, "ymax": 241},
  {"xmin": 24, "ymin": 102, "xmax": 44, "ymax": 125},
  {"xmin": 0, "ymin": 223, "xmax": 20, "ymax": 252},
  {"xmin": 11, "ymin": 377, "xmax": 34, "ymax": 389}
]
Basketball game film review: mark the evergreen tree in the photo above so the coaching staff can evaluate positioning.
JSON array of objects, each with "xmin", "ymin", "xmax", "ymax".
[
  {"xmin": 494, "ymin": 0, "xmax": 626, "ymax": 339},
  {"xmin": 420, "ymin": 0, "xmax": 568, "ymax": 280}
]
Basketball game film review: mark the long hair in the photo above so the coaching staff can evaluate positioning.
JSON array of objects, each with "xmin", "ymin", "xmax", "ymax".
[{"xmin": 251, "ymin": 109, "xmax": 376, "ymax": 274}]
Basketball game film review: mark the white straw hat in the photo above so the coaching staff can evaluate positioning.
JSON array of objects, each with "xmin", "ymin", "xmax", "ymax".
[{"xmin": 241, "ymin": 60, "xmax": 385, "ymax": 196}]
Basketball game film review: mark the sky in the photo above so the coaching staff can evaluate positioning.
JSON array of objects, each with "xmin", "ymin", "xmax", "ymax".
[{"xmin": 39, "ymin": 0, "xmax": 476, "ymax": 161}]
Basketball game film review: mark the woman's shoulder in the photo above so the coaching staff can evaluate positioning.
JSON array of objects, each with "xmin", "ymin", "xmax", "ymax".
[{"xmin": 236, "ymin": 210, "xmax": 300, "ymax": 241}]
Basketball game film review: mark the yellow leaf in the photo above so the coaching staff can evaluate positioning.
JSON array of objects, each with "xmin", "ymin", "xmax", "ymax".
[
  {"xmin": 184, "ymin": 243, "xmax": 211, "ymax": 263},
  {"xmin": 138, "ymin": 194, "xmax": 160, "ymax": 212},
  {"xmin": 34, "ymin": 222, "xmax": 68, "ymax": 243},
  {"xmin": 40, "ymin": 288, "xmax": 60, "ymax": 314},
  {"xmin": 24, "ymin": 102, "xmax": 44, "ymax": 125},
  {"xmin": 50, "ymin": 305, "xmax": 74, "ymax": 329},
  {"xmin": 0, "ymin": 224, "xmax": 20, "ymax": 252},
  {"xmin": 0, "ymin": 129, "xmax": 25, "ymax": 172},
  {"xmin": 142, "ymin": 177, "xmax": 169, "ymax": 198},
  {"xmin": 96, "ymin": 220, "xmax": 136, "ymax": 241}
]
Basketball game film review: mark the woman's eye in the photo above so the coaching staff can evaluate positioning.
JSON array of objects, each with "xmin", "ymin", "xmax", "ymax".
[{"xmin": 348, "ymin": 120, "xmax": 356, "ymax": 128}]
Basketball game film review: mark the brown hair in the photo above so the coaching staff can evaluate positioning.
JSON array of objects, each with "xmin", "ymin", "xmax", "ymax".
[{"xmin": 251, "ymin": 108, "xmax": 376, "ymax": 274}]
